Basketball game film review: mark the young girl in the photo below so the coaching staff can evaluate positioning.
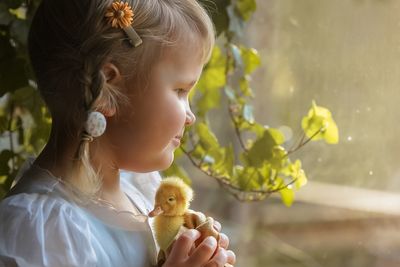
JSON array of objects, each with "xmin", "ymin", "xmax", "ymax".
[{"xmin": 0, "ymin": 0, "xmax": 236, "ymax": 266}]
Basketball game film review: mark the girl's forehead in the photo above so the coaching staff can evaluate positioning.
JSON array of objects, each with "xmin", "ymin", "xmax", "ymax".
[
  {"xmin": 155, "ymin": 44, "xmax": 204, "ymax": 82},
  {"xmin": 163, "ymin": 43, "xmax": 203, "ymax": 65}
]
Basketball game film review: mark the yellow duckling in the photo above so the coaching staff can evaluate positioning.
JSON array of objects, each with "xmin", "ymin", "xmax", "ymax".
[
  {"xmin": 148, "ymin": 177, "xmax": 220, "ymax": 265},
  {"xmin": 149, "ymin": 177, "xmax": 194, "ymax": 251}
]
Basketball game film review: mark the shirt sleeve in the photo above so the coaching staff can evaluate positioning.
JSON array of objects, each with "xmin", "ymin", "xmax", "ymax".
[{"xmin": 0, "ymin": 193, "xmax": 97, "ymax": 267}]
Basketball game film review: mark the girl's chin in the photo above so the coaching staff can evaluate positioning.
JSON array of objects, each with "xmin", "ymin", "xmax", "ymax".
[
  {"xmin": 153, "ymin": 146, "xmax": 176, "ymax": 171},
  {"xmin": 121, "ymin": 144, "xmax": 177, "ymax": 172},
  {"xmin": 165, "ymin": 149, "xmax": 176, "ymax": 167},
  {"xmin": 120, "ymin": 153, "xmax": 174, "ymax": 173}
]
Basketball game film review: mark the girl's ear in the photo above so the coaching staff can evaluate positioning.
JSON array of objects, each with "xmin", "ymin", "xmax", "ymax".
[
  {"xmin": 101, "ymin": 62, "xmax": 122, "ymax": 85},
  {"xmin": 97, "ymin": 63, "xmax": 124, "ymax": 117}
]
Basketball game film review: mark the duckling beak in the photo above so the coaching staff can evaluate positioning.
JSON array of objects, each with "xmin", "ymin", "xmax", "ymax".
[{"xmin": 148, "ymin": 205, "xmax": 163, "ymax": 217}]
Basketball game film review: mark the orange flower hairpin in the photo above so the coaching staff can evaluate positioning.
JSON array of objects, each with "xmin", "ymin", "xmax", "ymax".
[{"xmin": 105, "ymin": 1, "xmax": 142, "ymax": 47}]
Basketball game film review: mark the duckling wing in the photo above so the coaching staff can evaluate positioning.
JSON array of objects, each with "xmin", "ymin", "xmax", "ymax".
[{"xmin": 153, "ymin": 216, "xmax": 185, "ymax": 251}]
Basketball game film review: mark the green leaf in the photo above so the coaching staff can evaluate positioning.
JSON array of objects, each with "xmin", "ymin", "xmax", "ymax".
[
  {"xmin": 295, "ymin": 169, "xmax": 307, "ymax": 189},
  {"xmin": 9, "ymin": 6, "xmax": 27, "ymax": 20},
  {"xmin": 266, "ymin": 128, "xmax": 285, "ymax": 145},
  {"xmin": 211, "ymin": 145, "xmax": 234, "ymax": 177},
  {"xmin": 224, "ymin": 145, "xmax": 234, "ymax": 177},
  {"xmin": 195, "ymin": 47, "xmax": 226, "ymax": 115},
  {"xmin": 240, "ymin": 47, "xmax": 261, "ymax": 74},
  {"xmin": 323, "ymin": 119, "xmax": 339, "ymax": 144},
  {"xmin": 28, "ymin": 105, "xmax": 51, "ymax": 153},
  {"xmin": 199, "ymin": 0, "xmax": 229, "ymax": 37},
  {"xmin": 279, "ymin": 185, "xmax": 295, "ymax": 207},
  {"xmin": 190, "ymin": 144, "xmax": 206, "ymax": 160},
  {"xmin": 270, "ymin": 146, "xmax": 287, "ymax": 169},
  {"xmin": 12, "ymin": 86, "xmax": 37, "ymax": 110},
  {"xmin": 257, "ymin": 162, "xmax": 271, "ymax": 187},
  {"xmin": 231, "ymin": 165, "xmax": 244, "ymax": 186},
  {"xmin": 237, "ymin": 166, "xmax": 259, "ymax": 190},
  {"xmin": 301, "ymin": 101, "xmax": 339, "ymax": 144},
  {"xmin": 197, "ymin": 87, "xmax": 222, "ymax": 114},
  {"xmin": 282, "ymin": 160, "xmax": 307, "ymax": 189},
  {"xmin": 208, "ymin": 146, "xmax": 224, "ymax": 164},
  {"xmin": 293, "ymin": 160, "xmax": 306, "ymax": 187},
  {"xmin": 202, "ymin": 46, "xmax": 227, "ymax": 88},
  {"xmin": 235, "ymin": 0, "xmax": 257, "ymax": 21},
  {"xmin": 246, "ymin": 129, "xmax": 277, "ymax": 166},
  {"xmin": 249, "ymin": 122, "xmax": 265, "ymax": 137},
  {"xmin": 196, "ymin": 122, "xmax": 220, "ymax": 150},
  {"xmin": 239, "ymin": 77, "xmax": 253, "ymax": 97}
]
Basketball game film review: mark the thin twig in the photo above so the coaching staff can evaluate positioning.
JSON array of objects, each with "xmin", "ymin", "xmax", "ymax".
[
  {"xmin": 286, "ymin": 127, "xmax": 323, "ymax": 156},
  {"xmin": 287, "ymin": 127, "xmax": 305, "ymax": 154},
  {"xmin": 181, "ymin": 147, "xmax": 298, "ymax": 201},
  {"xmin": 228, "ymin": 105, "xmax": 248, "ymax": 152}
]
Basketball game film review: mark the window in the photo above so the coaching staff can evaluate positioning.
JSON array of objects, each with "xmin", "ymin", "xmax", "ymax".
[{"xmin": 192, "ymin": 1, "xmax": 400, "ymax": 266}]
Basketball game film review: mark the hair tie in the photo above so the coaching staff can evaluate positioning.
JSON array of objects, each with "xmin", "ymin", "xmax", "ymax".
[
  {"xmin": 81, "ymin": 133, "xmax": 94, "ymax": 143},
  {"xmin": 105, "ymin": 1, "xmax": 142, "ymax": 47}
]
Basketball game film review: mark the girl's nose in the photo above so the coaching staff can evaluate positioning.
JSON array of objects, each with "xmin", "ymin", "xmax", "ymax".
[{"xmin": 185, "ymin": 109, "xmax": 196, "ymax": 126}]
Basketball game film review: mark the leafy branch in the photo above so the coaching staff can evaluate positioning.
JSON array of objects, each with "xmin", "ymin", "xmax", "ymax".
[{"xmin": 164, "ymin": 0, "xmax": 339, "ymax": 206}]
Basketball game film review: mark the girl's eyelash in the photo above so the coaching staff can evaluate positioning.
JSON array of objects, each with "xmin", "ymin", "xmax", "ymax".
[{"xmin": 175, "ymin": 88, "xmax": 187, "ymax": 94}]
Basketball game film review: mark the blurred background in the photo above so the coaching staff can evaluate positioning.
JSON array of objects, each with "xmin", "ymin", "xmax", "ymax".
[
  {"xmin": 183, "ymin": 0, "xmax": 400, "ymax": 266},
  {"xmin": 2, "ymin": 0, "xmax": 400, "ymax": 266}
]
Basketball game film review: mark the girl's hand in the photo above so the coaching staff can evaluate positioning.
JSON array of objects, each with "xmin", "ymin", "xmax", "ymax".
[
  {"xmin": 212, "ymin": 219, "xmax": 233, "ymax": 256},
  {"xmin": 187, "ymin": 210, "xmax": 232, "ymax": 252},
  {"xmin": 163, "ymin": 229, "xmax": 236, "ymax": 267}
]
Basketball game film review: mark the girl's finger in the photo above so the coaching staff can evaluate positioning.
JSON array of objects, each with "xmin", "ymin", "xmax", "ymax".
[
  {"xmin": 218, "ymin": 233, "xmax": 229, "ymax": 249},
  {"xmin": 213, "ymin": 220, "xmax": 222, "ymax": 232},
  {"xmin": 226, "ymin": 250, "xmax": 236, "ymax": 265},
  {"xmin": 203, "ymin": 248, "xmax": 228, "ymax": 267},
  {"xmin": 167, "ymin": 229, "xmax": 200, "ymax": 261},
  {"xmin": 187, "ymin": 236, "xmax": 218, "ymax": 265}
]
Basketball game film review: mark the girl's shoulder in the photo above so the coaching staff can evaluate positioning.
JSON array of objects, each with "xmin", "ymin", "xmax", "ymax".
[
  {"xmin": 0, "ymin": 162, "xmax": 89, "ymax": 229},
  {"xmin": 0, "ymin": 191, "xmax": 97, "ymax": 267},
  {"xmin": 0, "ymin": 161, "xmax": 88, "ymax": 225},
  {"xmin": 0, "ymin": 189, "xmax": 85, "ymax": 223},
  {"xmin": 0, "ymin": 163, "xmax": 98, "ymax": 267}
]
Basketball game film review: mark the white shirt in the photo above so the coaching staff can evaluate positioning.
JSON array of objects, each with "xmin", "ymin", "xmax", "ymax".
[{"xmin": 0, "ymin": 159, "xmax": 161, "ymax": 267}]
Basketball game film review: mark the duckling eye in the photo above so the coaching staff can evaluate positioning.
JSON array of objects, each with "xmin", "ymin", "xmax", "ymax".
[{"xmin": 168, "ymin": 197, "xmax": 175, "ymax": 202}]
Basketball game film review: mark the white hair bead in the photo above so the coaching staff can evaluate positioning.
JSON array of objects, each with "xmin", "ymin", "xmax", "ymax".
[{"xmin": 84, "ymin": 111, "xmax": 107, "ymax": 138}]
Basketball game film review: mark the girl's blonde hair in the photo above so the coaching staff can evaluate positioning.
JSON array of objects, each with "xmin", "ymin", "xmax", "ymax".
[{"xmin": 28, "ymin": 0, "xmax": 215, "ymax": 196}]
